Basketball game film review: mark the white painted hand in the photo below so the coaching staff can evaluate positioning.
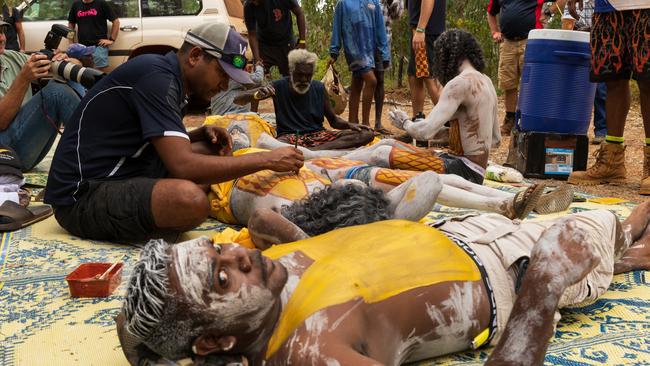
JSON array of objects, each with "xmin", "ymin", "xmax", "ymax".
[{"xmin": 389, "ymin": 109, "xmax": 411, "ymax": 130}]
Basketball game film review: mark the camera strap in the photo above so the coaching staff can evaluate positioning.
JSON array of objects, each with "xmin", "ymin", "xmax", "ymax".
[{"xmin": 39, "ymin": 88, "xmax": 64, "ymax": 135}]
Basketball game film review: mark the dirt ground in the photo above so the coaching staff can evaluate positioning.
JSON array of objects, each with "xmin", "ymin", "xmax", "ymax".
[{"xmin": 184, "ymin": 87, "xmax": 646, "ymax": 203}]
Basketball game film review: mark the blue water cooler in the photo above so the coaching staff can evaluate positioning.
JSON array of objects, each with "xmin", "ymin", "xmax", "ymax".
[{"xmin": 511, "ymin": 29, "xmax": 595, "ymax": 179}]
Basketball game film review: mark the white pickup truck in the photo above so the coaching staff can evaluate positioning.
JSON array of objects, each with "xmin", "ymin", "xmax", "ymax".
[{"xmin": 19, "ymin": 0, "xmax": 246, "ymax": 68}]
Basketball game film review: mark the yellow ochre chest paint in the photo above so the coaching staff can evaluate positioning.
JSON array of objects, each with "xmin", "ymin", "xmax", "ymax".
[{"xmin": 263, "ymin": 220, "xmax": 482, "ymax": 358}]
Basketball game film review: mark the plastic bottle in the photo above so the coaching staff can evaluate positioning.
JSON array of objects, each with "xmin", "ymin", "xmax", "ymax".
[{"xmin": 485, "ymin": 164, "xmax": 524, "ymax": 183}]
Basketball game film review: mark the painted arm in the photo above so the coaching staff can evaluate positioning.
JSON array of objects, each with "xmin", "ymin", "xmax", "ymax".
[
  {"xmin": 486, "ymin": 220, "xmax": 599, "ymax": 366},
  {"xmin": 392, "ymin": 78, "xmax": 465, "ymax": 140},
  {"xmin": 248, "ymin": 208, "xmax": 309, "ymax": 249}
]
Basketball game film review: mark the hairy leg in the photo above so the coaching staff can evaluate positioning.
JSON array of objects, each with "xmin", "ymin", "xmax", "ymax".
[
  {"xmin": 248, "ymin": 208, "xmax": 309, "ymax": 249},
  {"xmin": 486, "ymin": 220, "xmax": 599, "ymax": 366},
  {"xmin": 151, "ymin": 179, "xmax": 210, "ymax": 231},
  {"xmin": 409, "ymin": 76, "xmax": 425, "ymax": 117},
  {"xmin": 385, "ymin": 171, "xmax": 442, "ymax": 221}
]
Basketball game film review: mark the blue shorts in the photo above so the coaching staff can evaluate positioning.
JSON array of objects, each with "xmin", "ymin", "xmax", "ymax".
[{"xmin": 93, "ymin": 46, "xmax": 109, "ymax": 68}]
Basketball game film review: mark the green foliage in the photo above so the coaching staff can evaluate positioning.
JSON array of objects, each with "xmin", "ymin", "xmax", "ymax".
[{"xmin": 301, "ymin": 0, "xmax": 504, "ymax": 90}]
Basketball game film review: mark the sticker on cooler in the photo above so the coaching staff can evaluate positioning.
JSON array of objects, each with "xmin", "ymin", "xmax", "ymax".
[{"xmin": 544, "ymin": 148, "xmax": 574, "ymax": 175}]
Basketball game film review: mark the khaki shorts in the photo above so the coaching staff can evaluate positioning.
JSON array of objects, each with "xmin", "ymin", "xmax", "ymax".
[
  {"xmin": 498, "ymin": 39, "xmax": 527, "ymax": 90},
  {"xmin": 438, "ymin": 210, "xmax": 618, "ymax": 344}
]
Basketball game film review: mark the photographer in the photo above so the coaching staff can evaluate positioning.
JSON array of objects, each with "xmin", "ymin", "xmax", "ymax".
[{"xmin": 0, "ymin": 21, "xmax": 80, "ymax": 171}]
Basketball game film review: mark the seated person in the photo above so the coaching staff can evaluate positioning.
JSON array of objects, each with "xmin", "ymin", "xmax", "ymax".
[
  {"xmin": 0, "ymin": 21, "xmax": 80, "ymax": 171},
  {"xmin": 210, "ymin": 61, "xmax": 265, "ymax": 116},
  {"xmin": 117, "ymin": 201, "xmax": 650, "ymax": 365},
  {"xmin": 238, "ymin": 49, "xmax": 374, "ymax": 150},
  {"xmin": 389, "ymin": 29, "xmax": 501, "ymax": 182},
  {"xmin": 44, "ymin": 22, "xmax": 304, "ymax": 243}
]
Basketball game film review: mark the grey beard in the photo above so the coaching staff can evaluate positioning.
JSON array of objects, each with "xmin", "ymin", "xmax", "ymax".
[{"xmin": 290, "ymin": 80, "xmax": 311, "ymax": 95}]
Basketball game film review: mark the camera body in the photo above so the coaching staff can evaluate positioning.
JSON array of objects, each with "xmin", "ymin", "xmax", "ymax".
[{"xmin": 36, "ymin": 24, "xmax": 105, "ymax": 89}]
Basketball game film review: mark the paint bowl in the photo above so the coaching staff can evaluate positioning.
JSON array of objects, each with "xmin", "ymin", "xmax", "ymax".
[{"xmin": 65, "ymin": 262, "xmax": 124, "ymax": 298}]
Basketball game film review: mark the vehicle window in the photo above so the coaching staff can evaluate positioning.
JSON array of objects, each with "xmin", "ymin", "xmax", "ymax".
[
  {"xmin": 141, "ymin": 0, "xmax": 201, "ymax": 17},
  {"xmin": 22, "ymin": 0, "xmax": 139, "ymax": 21}
]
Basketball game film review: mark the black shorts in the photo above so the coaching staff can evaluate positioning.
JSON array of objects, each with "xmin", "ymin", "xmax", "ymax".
[
  {"xmin": 53, "ymin": 178, "xmax": 170, "ymax": 243},
  {"xmin": 439, "ymin": 153, "xmax": 484, "ymax": 184},
  {"xmin": 590, "ymin": 9, "xmax": 650, "ymax": 82},
  {"xmin": 408, "ymin": 33, "xmax": 438, "ymax": 78},
  {"xmin": 260, "ymin": 41, "xmax": 295, "ymax": 76}
]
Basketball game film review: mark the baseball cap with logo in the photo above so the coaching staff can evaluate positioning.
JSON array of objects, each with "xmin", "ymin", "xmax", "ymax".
[
  {"xmin": 0, "ymin": 145, "xmax": 23, "ymax": 178},
  {"xmin": 184, "ymin": 22, "xmax": 253, "ymax": 85},
  {"xmin": 66, "ymin": 43, "xmax": 96, "ymax": 59}
]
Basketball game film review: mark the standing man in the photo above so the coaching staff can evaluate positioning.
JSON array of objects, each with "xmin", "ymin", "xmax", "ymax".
[
  {"xmin": 487, "ymin": 0, "xmax": 555, "ymax": 135},
  {"xmin": 67, "ymin": 0, "xmax": 119, "ymax": 72},
  {"xmin": 1, "ymin": 4, "xmax": 24, "ymax": 52},
  {"xmin": 44, "ymin": 23, "xmax": 303, "ymax": 243},
  {"xmin": 244, "ymin": 0, "xmax": 307, "ymax": 77},
  {"xmin": 566, "ymin": 0, "xmax": 649, "ymax": 194},
  {"xmin": 329, "ymin": 0, "xmax": 390, "ymax": 129},
  {"xmin": 407, "ymin": 0, "xmax": 445, "ymax": 122}
]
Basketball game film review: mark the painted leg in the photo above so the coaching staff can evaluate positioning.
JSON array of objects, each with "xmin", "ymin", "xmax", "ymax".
[
  {"xmin": 385, "ymin": 171, "xmax": 442, "ymax": 221},
  {"xmin": 248, "ymin": 208, "xmax": 309, "ymax": 249},
  {"xmin": 256, "ymin": 133, "xmax": 346, "ymax": 159},
  {"xmin": 486, "ymin": 220, "xmax": 599, "ymax": 366},
  {"xmin": 439, "ymin": 174, "xmax": 513, "ymax": 199}
]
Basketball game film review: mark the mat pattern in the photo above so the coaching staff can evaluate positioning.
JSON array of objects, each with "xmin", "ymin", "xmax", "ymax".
[{"xmin": 2, "ymin": 163, "xmax": 648, "ymax": 365}]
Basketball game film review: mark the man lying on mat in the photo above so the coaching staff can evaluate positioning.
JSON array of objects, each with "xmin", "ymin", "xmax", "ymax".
[{"xmin": 116, "ymin": 200, "xmax": 650, "ymax": 365}]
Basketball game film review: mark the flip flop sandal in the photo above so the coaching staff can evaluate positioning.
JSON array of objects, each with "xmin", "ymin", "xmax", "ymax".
[
  {"xmin": 512, "ymin": 182, "xmax": 547, "ymax": 220},
  {"xmin": 0, "ymin": 201, "xmax": 53, "ymax": 232},
  {"xmin": 534, "ymin": 184, "xmax": 575, "ymax": 215}
]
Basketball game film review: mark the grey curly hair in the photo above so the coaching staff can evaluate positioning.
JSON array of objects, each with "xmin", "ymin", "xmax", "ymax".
[{"xmin": 288, "ymin": 49, "xmax": 318, "ymax": 74}]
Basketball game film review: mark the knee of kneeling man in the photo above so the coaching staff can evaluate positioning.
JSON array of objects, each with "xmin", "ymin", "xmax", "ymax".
[{"xmin": 176, "ymin": 182, "xmax": 210, "ymax": 217}]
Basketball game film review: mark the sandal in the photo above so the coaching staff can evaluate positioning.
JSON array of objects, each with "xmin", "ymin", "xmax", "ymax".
[
  {"xmin": 0, "ymin": 200, "xmax": 53, "ymax": 232},
  {"xmin": 511, "ymin": 182, "xmax": 547, "ymax": 220},
  {"xmin": 534, "ymin": 184, "xmax": 574, "ymax": 215}
]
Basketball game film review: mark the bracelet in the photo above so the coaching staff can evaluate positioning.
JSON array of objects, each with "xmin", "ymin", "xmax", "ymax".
[
  {"xmin": 415, "ymin": 27, "xmax": 426, "ymax": 33},
  {"xmin": 253, "ymin": 90, "xmax": 262, "ymax": 100},
  {"xmin": 298, "ymin": 39, "xmax": 306, "ymax": 44}
]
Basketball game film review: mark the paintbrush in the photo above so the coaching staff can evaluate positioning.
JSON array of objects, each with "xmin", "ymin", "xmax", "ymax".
[
  {"xmin": 98, "ymin": 255, "xmax": 126, "ymax": 280},
  {"xmin": 294, "ymin": 130, "xmax": 300, "ymax": 148}
]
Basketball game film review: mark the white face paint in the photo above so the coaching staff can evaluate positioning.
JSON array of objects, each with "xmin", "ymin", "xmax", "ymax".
[{"xmin": 172, "ymin": 237, "xmax": 214, "ymax": 305}]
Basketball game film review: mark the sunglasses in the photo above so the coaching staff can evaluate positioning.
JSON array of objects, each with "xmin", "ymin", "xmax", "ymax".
[{"xmin": 202, "ymin": 47, "xmax": 247, "ymax": 70}]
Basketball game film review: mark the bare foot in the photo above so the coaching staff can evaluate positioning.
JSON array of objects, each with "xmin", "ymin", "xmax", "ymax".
[
  {"xmin": 621, "ymin": 199, "xmax": 650, "ymax": 242},
  {"xmin": 530, "ymin": 219, "xmax": 600, "ymax": 291}
]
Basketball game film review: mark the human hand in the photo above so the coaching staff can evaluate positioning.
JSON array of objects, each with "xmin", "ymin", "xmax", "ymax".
[
  {"xmin": 412, "ymin": 31, "xmax": 425, "ymax": 52},
  {"xmin": 492, "ymin": 31, "xmax": 504, "ymax": 43},
  {"xmin": 204, "ymin": 125, "xmax": 233, "ymax": 156},
  {"xmin": 567, "ymin": 0, "xmax": 583, "ymax": 20},
  {"xmin": 388, "ymin": 108, "xmax": 411, "ymax": 130},
  {"xmin": 265, "ymin": 147, "xmax": 304, "ymax": 173},
  {"xmin": 20, "ymin": 53, "xmax": 51, "ymax": 82},
  {"xmin": 348, "ymin": 123, "xmax": 373, "ymax": 132},
  {"xmin": 98, "ymin": 39, "xmax": 114, "ymax": 47},
  {"xmin": 253, "ymin": 86, "xmax": 275, "ymax": 100},
  {"xmin": 51, "ymin": 51, "xmax": 70, "ymax": 62}
]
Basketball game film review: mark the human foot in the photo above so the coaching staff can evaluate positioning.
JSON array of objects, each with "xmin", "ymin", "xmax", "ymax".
[{"xmin": 614, "ymin": 241, "xmax": 650, "ymax": 274}]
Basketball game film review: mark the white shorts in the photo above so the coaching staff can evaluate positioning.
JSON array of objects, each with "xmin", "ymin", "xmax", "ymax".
[{"xmin": 437, "ymin": 210, "xmax": 618, "ymax": 344}]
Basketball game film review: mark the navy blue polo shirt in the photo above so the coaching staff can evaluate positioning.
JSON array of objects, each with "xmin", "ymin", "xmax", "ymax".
[
  {"xmin": 487, "ymin": 0, "xmax": 555, "ymax": 40},
  {"xmin": 45, "ymin": 52, "xmax": 188, "ymax": 207}
]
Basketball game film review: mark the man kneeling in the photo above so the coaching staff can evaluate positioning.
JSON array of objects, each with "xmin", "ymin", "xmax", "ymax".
[
  {"xmin": 238, "ymin": 49, "xmax": 375, "ymax": 150},
  {"xmin": 117, "ymin": 201, "xmax": 650, "ymax": 365}
]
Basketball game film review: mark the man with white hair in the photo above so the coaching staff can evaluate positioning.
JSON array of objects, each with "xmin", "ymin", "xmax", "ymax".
[{"xmin": 238, "ymin": 49, "xmax": 375, "ymax": 150}]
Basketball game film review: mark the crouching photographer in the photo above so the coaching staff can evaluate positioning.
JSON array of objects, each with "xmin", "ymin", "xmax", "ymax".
[{"xmin": 0, "ymin": 20, "xmax": 80, "ymax": 171}]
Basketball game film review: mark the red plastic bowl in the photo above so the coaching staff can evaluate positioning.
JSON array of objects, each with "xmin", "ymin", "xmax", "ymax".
[{"xmin": 65, "ymin": 262, "xmax": 124, "ymax": 298}]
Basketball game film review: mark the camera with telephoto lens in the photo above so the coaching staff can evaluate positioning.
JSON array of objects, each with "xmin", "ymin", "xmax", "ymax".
[{"xmin": 36, "ymin": 24, "xmax": 105, "ymax": 89}]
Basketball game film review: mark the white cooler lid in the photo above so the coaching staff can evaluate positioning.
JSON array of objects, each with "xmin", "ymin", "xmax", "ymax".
[{"xmin": 528, "ymin": 29, "xmax": 590, "ymax": 43}]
